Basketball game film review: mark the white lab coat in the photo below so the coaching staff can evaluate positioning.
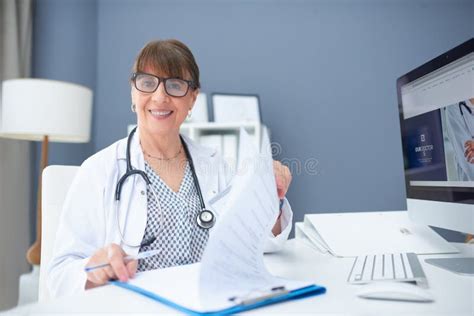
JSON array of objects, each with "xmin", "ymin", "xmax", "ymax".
[
  {"xmin": 48, "ymin": 132, "xmax": 293, "ymax": 298},
  {"xmin": 445, "ymin": 99, "xmax": 474, "ymax": 180}
]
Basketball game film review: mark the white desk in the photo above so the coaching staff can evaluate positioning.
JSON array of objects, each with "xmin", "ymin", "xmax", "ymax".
[{"xmin": 5, "ymin": 239, "xmax": 474, "ymax": 315}]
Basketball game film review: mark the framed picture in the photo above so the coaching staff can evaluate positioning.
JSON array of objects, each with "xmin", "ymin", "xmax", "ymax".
[
  {"xmin": 186, "ymin": 92, "xmax": 209, "ymax": 123},
  {"xmin": 211, "ymin": 93, "xmax": 261, "ymax": 123}
]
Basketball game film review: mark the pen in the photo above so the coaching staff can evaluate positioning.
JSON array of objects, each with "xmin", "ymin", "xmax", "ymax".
[{"xmin": 84, "ymin": 249, "xmax": 160, "ymax": 272}]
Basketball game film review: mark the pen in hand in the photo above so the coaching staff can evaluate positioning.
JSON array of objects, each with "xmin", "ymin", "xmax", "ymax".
[{"xmin": 84, "ymin": 249, "xmax": 160, "ymax": 273}]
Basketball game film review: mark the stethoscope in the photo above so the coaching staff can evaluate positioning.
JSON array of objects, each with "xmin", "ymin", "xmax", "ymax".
[
  {"xmin": 459, "ymin": 101, "xmax": 474, "ymax": 139},
  {"xmin": 115, "ymin": 126, "xmax": 216, "ymax": 248}
]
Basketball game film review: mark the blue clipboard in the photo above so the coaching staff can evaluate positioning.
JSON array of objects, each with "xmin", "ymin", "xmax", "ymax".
[{"xmin": 111, "ymin": 281, "xmax": 326, "ymax": 315}]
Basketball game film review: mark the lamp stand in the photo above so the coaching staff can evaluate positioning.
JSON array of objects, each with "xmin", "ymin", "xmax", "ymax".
[{"xmin": 26, "ymin": 135, "xmax": 49, "ymax": 265}]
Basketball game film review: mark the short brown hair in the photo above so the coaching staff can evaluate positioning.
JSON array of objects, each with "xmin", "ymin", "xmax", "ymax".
[{"xmin": 132, "ymin": 39, "xmax": 200, "ymax": 89}]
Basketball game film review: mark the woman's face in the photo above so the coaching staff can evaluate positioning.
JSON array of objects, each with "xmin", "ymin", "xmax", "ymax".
[{"xmin": 131, "ymin": 66, "xmax": 198, "ymax": 136}]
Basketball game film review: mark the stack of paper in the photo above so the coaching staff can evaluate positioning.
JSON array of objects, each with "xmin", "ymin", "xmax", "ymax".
[
  {"xmin": 295, "ymin": 211, "xmax": 459, "ymax": 257},
  {"xmin": 114, "ymin": 128, "xmax": 325, "ymax": 314}
]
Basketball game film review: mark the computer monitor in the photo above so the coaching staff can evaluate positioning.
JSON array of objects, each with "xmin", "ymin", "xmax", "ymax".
[{"xmin": 397, "ymin": 38, "xmax": 474, "ymax": 275}]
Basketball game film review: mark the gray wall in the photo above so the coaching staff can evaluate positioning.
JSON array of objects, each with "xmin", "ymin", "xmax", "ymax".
[
  {"xmin": 32, "ymin": 0, "xmax": 97, "ymax": 240},
  {"xmin": 33, "ymin": 0, "xmax": 97, "ymax": 166},
  {"xmin": 33, "ymin": 0, "xmax": 473, "ymax": 240}
]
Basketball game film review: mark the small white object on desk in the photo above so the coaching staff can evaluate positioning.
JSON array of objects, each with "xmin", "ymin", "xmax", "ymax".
[
  {"xmin": 299, "ymin": 211, "xmax": 458, "ymax": 257},
  {"xmin": 356, "ymin": 282, "xmax": 434, "ymax": 302}
]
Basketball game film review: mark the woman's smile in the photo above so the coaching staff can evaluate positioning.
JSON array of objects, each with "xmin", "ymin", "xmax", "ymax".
[{"xmin": 148, "ymin": 109, "xmax": 174, "ymax": 120}]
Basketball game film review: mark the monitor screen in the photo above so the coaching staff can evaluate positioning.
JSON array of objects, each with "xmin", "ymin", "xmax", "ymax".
[{"xmin": 397, "ymin": 38, "xmax": 474, "ymax": 205}]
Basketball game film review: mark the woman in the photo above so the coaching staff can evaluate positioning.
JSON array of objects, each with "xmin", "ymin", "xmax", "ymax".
[{"xmin": 48, "ymin": 39, "xmax": 293, "ymax": 298}]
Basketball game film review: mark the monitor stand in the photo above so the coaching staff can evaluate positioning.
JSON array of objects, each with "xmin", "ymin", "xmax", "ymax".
[{"xmin": 425, "ymin": 258, "xmax": 474, "ymax": 275}]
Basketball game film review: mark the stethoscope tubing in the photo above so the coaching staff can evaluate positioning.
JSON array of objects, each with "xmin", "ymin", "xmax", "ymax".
[
  {"xmin": 179, "ymin": 134, "xmax": 207, "ymax": 212},
  {"xmin": 114, "ymin": 127, "xmax": 214, "ymax": 248},
  {"xmin": 115, "ymin": 183, "xmax": 163, "ymax": 248}
]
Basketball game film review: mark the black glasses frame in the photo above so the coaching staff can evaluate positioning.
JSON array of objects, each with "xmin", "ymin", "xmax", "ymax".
[{"xmin": 131, "ymin": 72, "xmax": 197, "ymax": 97}]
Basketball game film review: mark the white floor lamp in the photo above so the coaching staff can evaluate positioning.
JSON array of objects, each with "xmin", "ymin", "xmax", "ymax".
[{"xmin": 0, "ymin": 79, "xmax": 92, "ymax": 302}]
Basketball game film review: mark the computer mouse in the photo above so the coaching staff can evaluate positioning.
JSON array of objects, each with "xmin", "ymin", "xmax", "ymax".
[{"xmin": 356, "ymin": 282, "xmax": 434, "ymax": 302}]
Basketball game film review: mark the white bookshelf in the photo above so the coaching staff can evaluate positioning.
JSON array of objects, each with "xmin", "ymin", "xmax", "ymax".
[
  {"xmin": 182, "ymin": 122, "xmax": 266, "ymax": 170},
  {"xmin": 181, "ymin": 121, "xmax": 263, "ymax": 146}
]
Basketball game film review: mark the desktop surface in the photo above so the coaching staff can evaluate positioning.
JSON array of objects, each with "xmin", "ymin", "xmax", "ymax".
[{"xmin": 6, "ymin": 239, "xmax": 474, "ymax": 315}]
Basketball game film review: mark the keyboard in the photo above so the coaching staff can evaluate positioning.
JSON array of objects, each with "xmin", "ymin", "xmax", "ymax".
[{"xmin": 347, "ymin": 253, "xmax": 428, "ymax": 288}]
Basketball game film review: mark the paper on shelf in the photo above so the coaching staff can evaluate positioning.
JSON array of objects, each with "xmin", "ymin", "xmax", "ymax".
[
  {"xmin": 199, "ymin": 134, "xmax": 222, "ymax": 154},
  {"xmin": 222, "ymin": 133, "xmax": 238, "ymax": 171}
]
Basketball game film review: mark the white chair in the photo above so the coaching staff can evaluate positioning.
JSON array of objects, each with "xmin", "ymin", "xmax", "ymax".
[{"xmin": 38, "ymin": 165, "xmax": 79, "ymax": 302}]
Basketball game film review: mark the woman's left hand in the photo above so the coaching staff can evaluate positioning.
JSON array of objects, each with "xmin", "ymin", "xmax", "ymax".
[{"xmin": 273, "ymin": 160, "xmax": 292, "ymax": 199}]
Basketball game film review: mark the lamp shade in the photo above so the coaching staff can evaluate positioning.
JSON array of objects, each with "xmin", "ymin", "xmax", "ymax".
[{"xmin": 0, "ymin": 79, "xmax": 92, "ymax": 143}]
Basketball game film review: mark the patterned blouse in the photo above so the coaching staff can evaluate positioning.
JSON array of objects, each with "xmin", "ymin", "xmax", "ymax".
[{"xmin": 137, "ymin": 161, "xmax": 209, "ymax": 272}]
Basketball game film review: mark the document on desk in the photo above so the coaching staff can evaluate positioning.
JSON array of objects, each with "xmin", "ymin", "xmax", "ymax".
[
  {"xmin": 301, "ymin": 211, "xmax": 459, "ymax": 257},
  {"xmin": 113, "ymin": 128, "xmax": 325, "ymax": 314}
]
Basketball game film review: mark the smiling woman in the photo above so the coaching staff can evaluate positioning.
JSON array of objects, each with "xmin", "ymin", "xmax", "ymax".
[
  {"xmin": 130, "ymin": 40, "xmax": 201, "ymax": 142},
  {"xmin": 47, "ymin": 39, "xmax": 294, "ymax": 298}
]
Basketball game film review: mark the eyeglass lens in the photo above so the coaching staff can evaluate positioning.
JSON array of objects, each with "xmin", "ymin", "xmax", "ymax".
[{"xmin": 134, "ymin": 73, "xmax": 190, "ymax": 97}]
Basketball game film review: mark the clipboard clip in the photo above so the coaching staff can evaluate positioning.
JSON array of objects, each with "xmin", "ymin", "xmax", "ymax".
[{"xmin": 228, "ymin": 286, "xmax": 289, "ymax": 306}]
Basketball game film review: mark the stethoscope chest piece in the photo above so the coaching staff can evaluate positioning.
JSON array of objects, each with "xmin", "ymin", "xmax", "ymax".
[{"xmin": 197, "ymin": 209, "xmax": 216, "ymax": 229}]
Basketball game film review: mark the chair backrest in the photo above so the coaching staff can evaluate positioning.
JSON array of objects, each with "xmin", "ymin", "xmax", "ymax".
[{"xmin": 39, "ymin": 165, "xmax": 79, "ymax": 302}]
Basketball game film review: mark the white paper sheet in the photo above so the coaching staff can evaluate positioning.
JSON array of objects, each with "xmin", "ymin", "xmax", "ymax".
[
  {"xmin": 199, "ymin": 129, "xmax": 274, "ymax": 303},
  {"xmin": 222, "ymin": 133, "xmax": 238, "ymax": 171},
  {"xmin": 129, "ymin": 264, "xmax": 204, "ymax": 310},
  {"xmin": 125, "ymin": 128, "xmax": 310, "ymax": 312}
]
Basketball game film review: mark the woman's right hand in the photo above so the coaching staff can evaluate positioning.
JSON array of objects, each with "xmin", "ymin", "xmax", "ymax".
[{"xmin": 85, "ymin": 243, "xmax": 137, "ymax": 289}]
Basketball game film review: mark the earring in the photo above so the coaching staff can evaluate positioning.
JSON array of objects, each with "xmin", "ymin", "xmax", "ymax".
[
  {"xmin": 131, "ymin": 104, "xmax": 136, "ymax": 112},
  {"xmin": 187, "ymin": 110, "xmax": 192, "ymax": 119}
]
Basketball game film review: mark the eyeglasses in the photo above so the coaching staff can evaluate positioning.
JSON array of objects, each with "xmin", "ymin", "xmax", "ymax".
[{"xmin": 131, "ymin": 72, "xmax": 196, "ymax": 97}]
